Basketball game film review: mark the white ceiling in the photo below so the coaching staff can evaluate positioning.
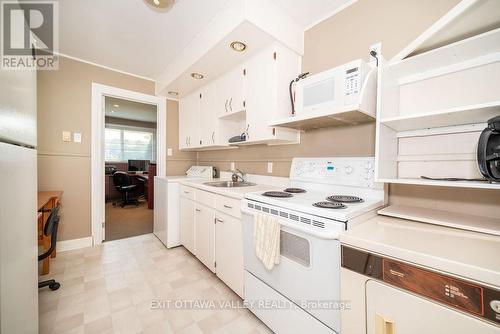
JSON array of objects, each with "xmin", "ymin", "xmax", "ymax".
[
  {"xmin": 105, "ymin": 97, "xmax": 157, "ymax": 123},
  {"xmin": 58, "ymin": 0, "xmax": 353, "ymax": 80}
]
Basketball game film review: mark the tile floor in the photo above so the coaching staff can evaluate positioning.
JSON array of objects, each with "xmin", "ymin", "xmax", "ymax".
[{"xmin": 39, "ymin": 234, "xmax": 272, "ymax": 334}]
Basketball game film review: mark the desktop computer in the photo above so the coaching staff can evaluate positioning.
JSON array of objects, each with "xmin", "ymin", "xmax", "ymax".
[{"xmin": 128, "ymin": 159, "xmax": 150, "ymax": 172}]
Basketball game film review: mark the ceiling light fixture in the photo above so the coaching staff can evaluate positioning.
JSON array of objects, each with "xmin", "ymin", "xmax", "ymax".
[
  {"xmin": 168, "ymin": 91, "xmax": 179, "ymax": 96},
  {"xmin": 230, "ymin": 41, "xmax": 247, "ymax": 52},
  {"xmin": 144, "ymin": 0, "xmax": 175, "ymax": 10},
  {"xmin": 113, "ymin": 104, "xmax": 120, "ymax": 108},
  {"xmin": 191, "ymin": 72, "xmax": 204, "ymax": 80}
]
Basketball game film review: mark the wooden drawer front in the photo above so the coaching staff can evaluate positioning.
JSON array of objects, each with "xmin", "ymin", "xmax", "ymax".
[
  {"xmin": 180, "ymin": 185, "xmax": 195, "ymax": 200},
  {"xmin": 195, "ymin": 189, "xmax": 216, "ymax": 208},
  {"xmin": 216, "ymin": 195, "xmax": 241, "ymax": 219}
]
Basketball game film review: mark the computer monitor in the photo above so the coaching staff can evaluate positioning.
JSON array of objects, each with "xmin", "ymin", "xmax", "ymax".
[{"xmin": 128, "ymin": 159, "xmax": 150, "ymax": 172}]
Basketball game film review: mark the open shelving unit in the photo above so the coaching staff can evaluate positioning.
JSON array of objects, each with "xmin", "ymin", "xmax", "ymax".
[
  {"xmin": 375, "ymin": 26, "xmax": 500, "ymax": 191},
  {"xmin": 378, "ymin": 205, "xmax": 500, "ymax": 236}
]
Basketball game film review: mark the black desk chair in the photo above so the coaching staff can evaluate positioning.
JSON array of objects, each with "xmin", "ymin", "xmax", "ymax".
[
  {"xmin": 113, "ymin": 171, "xmax": 139, "ymax": 207},
  {"xmin": 38, "ymin": 205, "xmax": 61, "ymax": 291}
]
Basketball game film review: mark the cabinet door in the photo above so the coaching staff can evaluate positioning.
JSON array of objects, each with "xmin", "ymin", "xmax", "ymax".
[
  {"xmin": 178, "ymin": 96, "xmax": 190, "ymax": 149},
  {"xmin": 180, "ymin": 197, "xmax": 195, "ymax": 254},
  {"xmin": 195, "ymin": 203, "xmax": 215, "ymax": 272},
  {"xmin": 366, "ymin": 280, "xmax": 499, "ymax": 334},
  {"xmin": 244, "ymin": 49, "xmax": 275, "ymax": 142},
  {"xmin": 199, "ymin": 84, "xmax": 218, "ymax": 147},
  {"xmin": 226, "ymin": 65, "xmax": 246, "ymax": 114},
  {"xmin": 179, "ymin": 92, "xmax": 200, "ymax": 149},
  {"xmin": 215, "ymin": 212, "xmax": 244, "ymax": 297}
]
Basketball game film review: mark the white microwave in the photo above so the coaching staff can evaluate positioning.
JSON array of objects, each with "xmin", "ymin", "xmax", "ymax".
[{"xmin": 294, "ymin": 59, "xmax": 373, "ymax": 114}]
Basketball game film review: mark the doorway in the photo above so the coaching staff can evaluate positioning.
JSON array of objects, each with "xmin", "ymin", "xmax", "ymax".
[
  {"xmin": 91, "ymin": 83, "xmax": 166, "ymax": 245},
  {"xmin": 104, "ymin": 97, "xmax": 157, "ymax": 241}
]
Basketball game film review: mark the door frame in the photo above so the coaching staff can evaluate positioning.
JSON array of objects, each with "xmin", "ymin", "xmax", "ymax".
[{"xmin": 91, "ymin": 83, "xmax": 167, "ymax": 245}]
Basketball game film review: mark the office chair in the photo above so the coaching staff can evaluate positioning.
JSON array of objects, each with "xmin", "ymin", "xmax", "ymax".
[
  {"xmin": 112, "ymin": 171, "xmax": 139, "ymax": 207},
  {"xmin": 38, "ymin": 205, "xmax": 61, "ymax": 291}
]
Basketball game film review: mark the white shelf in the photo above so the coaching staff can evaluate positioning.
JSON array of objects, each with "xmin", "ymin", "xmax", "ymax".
[
  {"xmin": 380, "ymin": 101, "xmax": 500, "ymax": 132},
  {"xmin": 269, "ymin": 106, "xmax": 375, "ymax": 130},
  {"xmin": 377, "ymin": 178, "xmax": 500, "ymax": 190},
  {"xmin": 219, "ymin": 109, "xmax": 246, "ymax": 121},
  {"xmin": 389, "ymin": 27, "xmax": 500, "ymax": 80},
  {"xmin": 378, "ymin": 204, "xmax": 500, "ymax": 236}
]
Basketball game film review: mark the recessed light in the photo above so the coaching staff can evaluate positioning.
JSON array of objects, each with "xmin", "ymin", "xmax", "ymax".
[
  {"xmin": 113, "ymin": 104, "xmax": 119, "ymax": 108},
  {"xmin": 230, "ymin": 41, "xmax": 247, "ymax": 52},
  {"xmin": 144, "ymin": 0, "xmax": 175, "ymax": 9},
  {"xmin": 168, "ymin": 91, "xmax": 179, "ymax": 96},
  {"xmin": 191, "ymin": 72, "xmax": 204, "ymax": 80}
]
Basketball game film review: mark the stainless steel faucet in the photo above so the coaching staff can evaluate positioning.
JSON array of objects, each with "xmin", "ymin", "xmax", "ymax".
[{"xmin": 231, "ymin": 168, "xmax": 246, "ymax": 183}]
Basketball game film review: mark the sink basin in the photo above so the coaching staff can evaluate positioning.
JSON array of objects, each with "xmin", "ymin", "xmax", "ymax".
[{"xmin": 204, "ymin": 181, "xmax": 257, "ymax": 188}]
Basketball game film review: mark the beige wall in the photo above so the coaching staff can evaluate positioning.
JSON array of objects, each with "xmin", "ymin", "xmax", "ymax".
[
  {"xmin": 199, "ymin": 0, "xmax": 460, "ymax": 176},
  {"xmin": 37, "ymin": 57, "xmax": 195, "ymax": 241}
]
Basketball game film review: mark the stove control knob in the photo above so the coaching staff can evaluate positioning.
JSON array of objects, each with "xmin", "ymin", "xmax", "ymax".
[
  {"xmin": 491, "ymin": 300, "xmax": 500, "ymax": 313},
  {"xmin": 345, "ymin": 166, "xmax": 353, "ymax": 174}
]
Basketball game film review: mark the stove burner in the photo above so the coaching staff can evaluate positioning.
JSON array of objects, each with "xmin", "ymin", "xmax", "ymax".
[
  {"xmin": 284, "ymin": 188, "xmax": 306, "ymax": 193},
  {"xmin": 313, "ymin": 201, "xmax": 346, "ymax": 209},
  {"xmin": 262, "ymin": 191, "xmax": 293, "ymax": 198},
  {"xmin": 327, "ymin": 195, "xmax": 364, "ymax": 203}
]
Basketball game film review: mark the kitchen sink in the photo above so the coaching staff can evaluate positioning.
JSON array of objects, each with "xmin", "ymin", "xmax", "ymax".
[{"xmin": 203, "ymin": 181, "xmax": 257, "ymax": 188}]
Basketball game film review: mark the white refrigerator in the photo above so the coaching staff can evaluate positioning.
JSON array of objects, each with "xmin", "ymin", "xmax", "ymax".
[{"xmin": 0, "ymin": 67, "xmax": 39, "ymax": 333}]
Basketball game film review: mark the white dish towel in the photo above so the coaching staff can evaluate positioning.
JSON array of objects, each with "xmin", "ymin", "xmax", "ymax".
[{"xmin": 254, "ymin": 213, "xmax": 280, "ymax": 270}]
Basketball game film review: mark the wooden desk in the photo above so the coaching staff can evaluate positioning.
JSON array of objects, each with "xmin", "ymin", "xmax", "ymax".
[{"xmin": 38, "ymin": 191, "xmax": 63, "ymax": 275}]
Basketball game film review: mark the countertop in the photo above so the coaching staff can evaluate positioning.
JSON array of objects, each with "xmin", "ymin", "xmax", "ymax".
[
  {"xmin": 340, "ymin": 215, "xmax": 500, "ymax": 287},
  {"xmin": 178, "ymin": 178, "xmax": 280, "ymax": 200}
]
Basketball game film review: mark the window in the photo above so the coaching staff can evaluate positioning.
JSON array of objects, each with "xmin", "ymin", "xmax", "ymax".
[{"xmin": 105, "ymin": 126, "xmax": 156, "ymax": 162}]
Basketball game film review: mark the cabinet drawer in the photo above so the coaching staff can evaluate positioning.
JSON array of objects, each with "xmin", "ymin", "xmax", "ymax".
[
  {"xmin": 180, "ymin": 185, "xmax": 195, "ymax": 200},
  {"xmin": 195, "ymin": 189, "xmax": 216, "ymax": 208},
  {"xmin": 216, "ymin": 195, "xmax": 241, "ymax": 218}
]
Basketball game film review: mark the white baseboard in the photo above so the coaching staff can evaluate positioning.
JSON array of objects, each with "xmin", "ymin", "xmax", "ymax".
[{"xmin": 57, "ymin": 236, "xmax": 93, "ymax": 252}]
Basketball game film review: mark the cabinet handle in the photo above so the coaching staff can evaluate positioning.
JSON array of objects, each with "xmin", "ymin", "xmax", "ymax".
[
  {"xmin": 224, "ymin": 99, "xmax": 228, "ymax": 113},
  {"xmin": 223, "ymin": 204, "xmax": 233, "ymax": 209},
  {"xmin": 195, "ymin": 208, "xmax": 201, "ymax": 212},
  {"xmin": 375, "ymin": 314, "xmax": 395, "ymax": 334},
  {"xmin": 229, "ymin": 97, "xmax": 233, "ymax": 112},
  {"xmin": 188, "ymin": 136, "xmax": 191, "ymax": 146},
  {"xmin": 183, "ymin": 191, "xmax": 190, "ymax": 194},
  {"xmin": 216, "ymin": 218, "xmax": 224, "ymax": 223},
  {"xmin": 212, "ymin": 131, "xmax": 215, "ymax": 143}
]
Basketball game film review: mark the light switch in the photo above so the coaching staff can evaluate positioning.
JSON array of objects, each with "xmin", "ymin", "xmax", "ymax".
[
  {"xmin": 167, "ymin": 148, "xmax": 173, "ymax": 156},
  {"xmin": 230, "ymin": 162, "xmax": 235, "ymax": 170},
  {"xmin": 267, "ymin": 162, "xmax": 273, "ymax": 173},
  {"xmin": 62, "ymin": 131, "xmax": 71, "ymax": 142},
  {"xmin": 73, "ymin": 132, "xmax": 82, "ymax": 143}
]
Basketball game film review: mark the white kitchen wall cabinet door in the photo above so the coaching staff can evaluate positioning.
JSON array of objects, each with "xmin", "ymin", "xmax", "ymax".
[
  {"xmin": 199, "ymin": 84, "xmax": 217, "ymax": 147},
  {"xmin": 215, "ymin": 211, "xmax": 244, "ymax": 297},
  {"xmin": 180, "ymin": 197, "xmax": 195, "ymax": 254},
  {"xmin": 244, "ymin": 42, "xmax": 301, "ymax": 144},
  {"xmin": 216, "ymin": 65, "xmax": 246, "ymax": 117},
  {"xmin": 179, "ymin": 91, "xmax": 200, "ymax": 149},
  {"xmin": 194, "ymin": 203, "xmax": 216, "ymax": 272}
]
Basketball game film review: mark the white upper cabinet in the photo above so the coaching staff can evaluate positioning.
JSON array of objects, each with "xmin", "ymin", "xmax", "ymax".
[
  {"xmin": 179, "ymin": 42, "xmax": 301, "ymax": 150},
  {"xmin": 243, "ymin": 42, "xmax": 301, "ymax": 145},
  {"xmin": 179, "ymin": 91, "xmax": 199, "ymax": 150}
]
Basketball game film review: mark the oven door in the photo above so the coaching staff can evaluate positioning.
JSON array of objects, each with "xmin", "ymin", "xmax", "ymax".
[{"xmin": 241, "ymin": 202, "xmax": 344, "ymax": 332}]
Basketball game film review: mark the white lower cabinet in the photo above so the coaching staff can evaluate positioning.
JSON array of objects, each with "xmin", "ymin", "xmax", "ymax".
[
  {"xmin": 215, "ymin": 211, "xmax": 244, "ymax": 297},
  {"xmin": 194, "ymin": 203, "xmax": 216, "ymax": 272},
  {"xmin": 179, "ymin": 187, "xmax": 245, "ymax": 297},
  {"xmin": 180, "ymin": 192, "xmax": 195, "ymax": 254}
]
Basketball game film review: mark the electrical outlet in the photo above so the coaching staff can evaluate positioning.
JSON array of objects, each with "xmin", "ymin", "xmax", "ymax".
[
  {"xmin": 369, "ymin": 42, "xmax": 382, "ymax": 65},
  {"xmin": 73, "ymin": 132, "xmax": 82, "ymax": 143},
  {"xmin": 62, "ymin": 131, "xmax": 71, "ymax": 142},
  {"xmin": 230, "ymin": 162, "xmax": 235, "ymax": 170},
  {"xmin": 267, "ymin": 162, "xmax": 273, "ymax": 173},
  {"xmin": 167, "ymin": 148, "xmax": 173, "ymax": 156}
]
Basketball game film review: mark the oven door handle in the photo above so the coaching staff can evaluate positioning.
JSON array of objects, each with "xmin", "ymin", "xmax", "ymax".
[{"xmin": 241, "ymin": 207, "xmax": 340, "ymax": 240}]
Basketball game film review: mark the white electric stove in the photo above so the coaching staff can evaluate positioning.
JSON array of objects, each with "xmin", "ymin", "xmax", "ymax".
[{"xmin": 241, "ymin": 157, "xmax": 385, "ymax": 334}]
